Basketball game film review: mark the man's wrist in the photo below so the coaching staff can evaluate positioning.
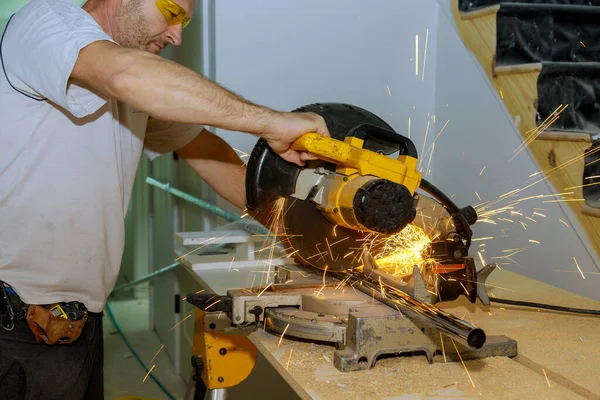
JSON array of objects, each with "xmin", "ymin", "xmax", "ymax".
[{"xmin": 246, "ymin": 105, "xmax": 282, "ymax": 139}]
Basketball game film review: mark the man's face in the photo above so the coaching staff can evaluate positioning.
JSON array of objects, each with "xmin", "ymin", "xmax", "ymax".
[{"xmin": 115, "ymin": 0, "xmax": 195, "ymax": 54}]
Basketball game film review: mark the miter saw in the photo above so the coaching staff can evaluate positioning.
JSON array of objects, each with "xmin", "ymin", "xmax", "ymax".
[{"xmin": 185, "ymin": 103, "xmax": 517, "ymax": 396}]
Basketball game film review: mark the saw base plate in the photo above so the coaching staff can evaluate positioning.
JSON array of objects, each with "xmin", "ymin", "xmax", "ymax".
[{"xmin": 228, "ymin": 267, "xmax": 517, "ymax": 373}]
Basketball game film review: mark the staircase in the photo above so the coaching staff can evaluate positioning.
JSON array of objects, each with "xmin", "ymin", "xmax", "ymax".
[{"xmin": 451, "ymin": 0, "xmax": 600, "ymax": 259}]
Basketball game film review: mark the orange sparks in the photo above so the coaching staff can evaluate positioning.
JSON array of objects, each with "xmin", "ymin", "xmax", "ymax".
[
  {"xmin": 573, "ymin": 257, "xmax": 585, "ymax": 280},
  {"xmin": 205, "ymin": 299, "xmax": 221, "ymax": 310},
  {"xmin": 142, "ymin": 364, "xmax": 156, "ymax": 383},
  {"xmin": 325, "ymin": 238, "xmax": 333, "ymax": 261},
  {"xmin": 440, "ymin": 333, "xmax": 447, "ymax": 362},
  {"xmin": 559, "ymin": 219, "xmax": 569, "ymax": 227},
  {"xmin": 257, "ymin": 282, "xmax": 273, "ymax": 297},
  {"xmin": 543, "ymin": 198, "xmax": 585, "ymax": 203},
  {"xmin": 580, "ymin": 41, "xmax": 587, "ymax": 48},
  {"xmin": 499, "ymin": 89, "xmax": 504, "ymax": 99},
  {"xmin": 472, "ymin": 237, "xmax": 493, "ymax": 242},
  {"xmin": 510, "ymin": 104, "xmax": 568, "ymax": 162},
  {"xmin": 278, "ymin": 323, "xmax": 290, "ymax": 347},
  {"xmin": 529, "ymin": 239, "xmax": 540, "ymax": 244},
  {"xmin": 543, "ymin": 368, "xmax": 551, "ymax": 387},
  {"xmin": 451, "ymin": 339, "xmax": 475, "ymax": 387},
  {"xmin": 286, "ymin": 349, "xmax": 294, "ymax": 370},
  {"xmin": 151, "ymin": 344, "xmax": 164, "ymax": 363},
  {"xmin": 169, "ymin": 313, "xmax": 192, "ymax": 331}
]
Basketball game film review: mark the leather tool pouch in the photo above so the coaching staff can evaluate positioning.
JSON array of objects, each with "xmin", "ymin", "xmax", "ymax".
[{"xmin": 26, "ymin": 305, "xmax": 88, "ymax": 344}]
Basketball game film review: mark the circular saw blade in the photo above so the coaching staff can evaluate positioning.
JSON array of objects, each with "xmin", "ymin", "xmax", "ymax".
[
  {"xmin": 282, "ymin": 197, "xmax": 384, "ymax": 271},
  {"xmin": 246, "ymin": 103, "xmax": 407, "ymax": 271}
]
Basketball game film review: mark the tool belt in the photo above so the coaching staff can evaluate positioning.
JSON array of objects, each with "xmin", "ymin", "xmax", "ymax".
[{"xmin": 0, "ymin": 282, "xmax": 88, "ymax": 345}]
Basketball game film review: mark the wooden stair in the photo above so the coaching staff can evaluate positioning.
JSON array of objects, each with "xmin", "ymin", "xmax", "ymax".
[{"xmin": 451, "ymin": 0, "xmax": 600, "ymax": 259}]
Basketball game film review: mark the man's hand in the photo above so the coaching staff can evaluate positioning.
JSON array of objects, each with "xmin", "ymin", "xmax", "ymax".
[{"xmin": 261, "ymin": 111, "xmax": 330, "ymax": 166}]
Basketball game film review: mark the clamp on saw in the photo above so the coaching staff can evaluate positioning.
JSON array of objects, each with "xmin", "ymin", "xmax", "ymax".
[{"xmin": 185, "ymin": 103, "xmax": 516, "ymax": 395}]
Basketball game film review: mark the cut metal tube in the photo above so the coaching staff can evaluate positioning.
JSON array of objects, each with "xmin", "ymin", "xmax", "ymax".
[{"xmin": 332, "ymin": 268, "xmax": 487, "ymax": 350}]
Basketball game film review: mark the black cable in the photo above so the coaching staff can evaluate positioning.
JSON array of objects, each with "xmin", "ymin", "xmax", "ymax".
[
  {"xmin": 419, "ymin": 178, "xmax": 473, "ymax": 248},
  {"xmin": 1, "ymin": 15, "xmax": 46, "ymax": 102},
  {"xmin": 490, "ymin": 297, "xmax": 600, "ymax": 315}
]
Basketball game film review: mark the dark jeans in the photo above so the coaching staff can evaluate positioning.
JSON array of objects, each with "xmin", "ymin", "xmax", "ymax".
[{"xmin": 0, "ymin": 313, "xmax": 104, "ymax": 400}]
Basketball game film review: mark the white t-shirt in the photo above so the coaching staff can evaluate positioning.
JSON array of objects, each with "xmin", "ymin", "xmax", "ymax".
[{"xmin": 0, "ymin": 0, "xmax": 200, "ymax": 312}]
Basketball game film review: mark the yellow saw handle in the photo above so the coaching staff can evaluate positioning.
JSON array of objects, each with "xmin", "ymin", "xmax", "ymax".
[{"xmin": 291, "ymin": 133, "xmax": 422, "ymax": 194}]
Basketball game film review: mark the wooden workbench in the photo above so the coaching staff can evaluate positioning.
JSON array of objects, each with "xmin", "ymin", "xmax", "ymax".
[
  {"xmin": 176, "ymin": 235, "xmax": 599, "ymax": 400},
  {"xmin": 245, "ymin": 269, "xmax": 600, "ymax": 400}
]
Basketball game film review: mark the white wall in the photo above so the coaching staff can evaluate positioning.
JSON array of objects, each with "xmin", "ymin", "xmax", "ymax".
[
  {"xmin": 433, "ymin": 1, "xmax": 600, "ymax": 300},
  {"xmin": 191, "ymin": 0, "xmax": 441, "ymax": 216}
]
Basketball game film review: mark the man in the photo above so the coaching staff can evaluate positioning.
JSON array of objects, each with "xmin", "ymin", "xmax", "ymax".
[{"xmin": 0, "ymin": 0, "xmax": 330, "ymax": 398}]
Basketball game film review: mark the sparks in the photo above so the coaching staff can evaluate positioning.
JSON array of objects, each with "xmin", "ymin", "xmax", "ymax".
[
  {"xmin": 559, "ymin": 219, "xmax": 569, "ymax": 227},
  {"xmin": 499, "ymin": 89, "xmax": 504, "ymax": 99},
  {"xmin": 420, "ymin": 120, "xmax": 431, "ymax": 169},
  {"xmin": 573, "ymin": 257, "xmax": 586, "ymax": 279},
  {"xmin": 142, "ymin": 364, "xmax": 156, "ymax": 383},
  {"xmin": 479, "ymin": 166, "xmax": 487, "ymax": 175},
  {"xmin": 422, "ymin": 28, "xmax": 429, "ymax": 80},
  {"xmin": 472, "ymin": 237, "xmax": 493, "ymax": 242},
  {"xmin": 204, "ymin": 299, "xmax": 221, "ymax": 310},
  {"xmin": 286, "ymin": 349, "xmax": 294, "ymax": 370},
  {"xmin": 386, "ymin": 84, "xmax": 392, "ymax": 96},
  {"xmin": 169, "ymin": 313, "xmax": 192, "ymax": 331},
  {"xmin": 529, "ymin": 239, "xmax": 540, "ymax": 244},
  {"xmin": 374, "ymin": 224, "xmax": 432, "ymax": 276},
  {"xmin": 257, "ymin": 282, "xmax": 273, "ymax": 296},
  {"xmin": 408, "ymin": 117, "xmax": 411, "ymax": 139},
  {"xmin": 415, "ymin": 34, "xmax": 419, "ymax": 76},
  {"xmin": 542, "ymin": 368, "xmax": 551, "ymax": 387},
  {"xmin": 278, "ymin": 323, "xmax": 290, "ymax": 347},
  {"xmin": 543, "ymin": 198, "xmax": 585, "ymax": 203},
  {"xmin": 580, "ymin": 41, "xmax": 587, "ymax": 48},
  {"xmin": 475, "ymin": 191, "xmax": 482, "ymax": 201},
  {"xmin": 451, "ymin": 339, "xmax": 475, "ymax": 387},
  {"xmin": 425, "ymin": 142, "xmax": 435, "ymax": 177},
  {"xmin": 151, "ymin": 344, "xmax": 164, "ymax": 363},
  {"xmin": 440, "ymin": 332, "xmax": 447, "ymax": 363},
  {"xmin": 478, "ymin": 251, "xmax": 486, "ymax": 267}
]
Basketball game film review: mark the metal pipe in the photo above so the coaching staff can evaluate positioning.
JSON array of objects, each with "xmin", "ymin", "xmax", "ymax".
[{"xmin": 333, "ymin": 270, "xmax": 486, "ymax": 350}]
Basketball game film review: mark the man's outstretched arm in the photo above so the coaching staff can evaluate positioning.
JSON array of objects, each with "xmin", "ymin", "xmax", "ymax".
[
  {"xmin": 176, "ymin": 129, "xmax": 285, "ymax": 231},
  {"xmin": 72, "ymin": 42, "xmax": 328, "ymax": 165}
]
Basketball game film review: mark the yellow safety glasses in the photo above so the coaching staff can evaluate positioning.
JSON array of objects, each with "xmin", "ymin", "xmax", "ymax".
[{"xmin": 156, "ymin": 0, "xmax": 191, "ymax": 28}]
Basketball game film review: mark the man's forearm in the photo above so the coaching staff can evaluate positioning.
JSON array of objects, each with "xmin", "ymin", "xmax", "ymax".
[{"xmin": 177, "ymin": 129, "xmax": 247, "ymax": 210}]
